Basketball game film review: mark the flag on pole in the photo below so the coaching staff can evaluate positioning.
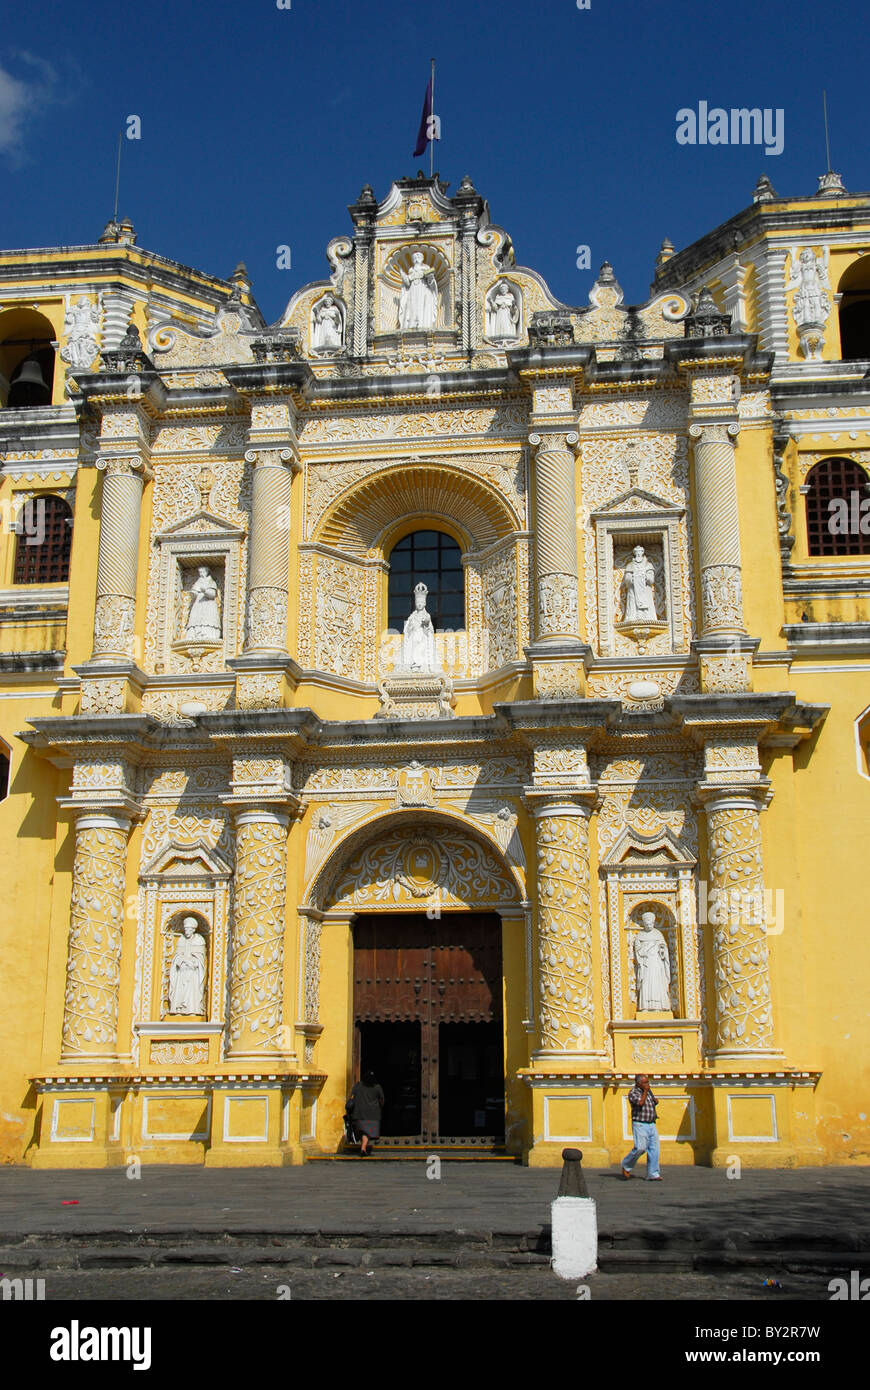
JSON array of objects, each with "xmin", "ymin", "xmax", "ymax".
[{"xmin": 413, "ymin": 77, "xmax": 433, "ymax": 159}]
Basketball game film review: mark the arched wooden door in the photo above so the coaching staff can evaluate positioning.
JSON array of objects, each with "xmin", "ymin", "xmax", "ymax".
[{"xmin": 352, "ymin": 912, "xmax": 505, "ymax": 1144}]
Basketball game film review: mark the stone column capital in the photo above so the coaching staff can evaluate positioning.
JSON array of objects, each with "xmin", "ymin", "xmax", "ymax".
[
  {"xmin": 529, "ymin": 430, "xmax": 579, "ymax": 452},
  {"xmin": 689, "ymin": 420, "xmax": 740, "ymax": 443},
  {"xmin": 244, "ymin": 446, "xmax": 299, "ymax": 472},
  {"xmin": 694, "ymin": 779, "xmax": 773, "ymax": 813},
  {"xmin": 66, "ymin": 806, "xmax": 134, "ymax": 832},
  {"xmin": 523, "ymin": 786, "xmax": 599, "ymax": 818},
  {"xmin": 96, "ymin": 452, "xmax": 153, "ymax": 482}
]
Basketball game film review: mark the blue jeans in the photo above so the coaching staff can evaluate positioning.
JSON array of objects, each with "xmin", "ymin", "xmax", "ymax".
[{"xmin": 622, "ymin": 1121, "xmax": 660, "ymax": 1178}]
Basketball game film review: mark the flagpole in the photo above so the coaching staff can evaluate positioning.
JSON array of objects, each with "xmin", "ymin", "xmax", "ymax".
[{"xmin": 430, "ymin": 58, "xmax": 435, "ymax": 179}]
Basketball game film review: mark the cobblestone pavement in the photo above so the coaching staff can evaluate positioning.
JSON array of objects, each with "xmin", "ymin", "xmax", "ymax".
[
  {"xmin": 15, "ymin": 1264, "xmax": 833, "ymax": 1301},
  {"xmin": 2, "ymin": 1164, "xmax": 868, "ymax": 1252}
]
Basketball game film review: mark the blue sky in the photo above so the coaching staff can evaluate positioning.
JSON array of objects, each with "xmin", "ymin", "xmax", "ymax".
[{"xmin": 2, "ymin": 0, "xmax": 866, "ymax": 324}]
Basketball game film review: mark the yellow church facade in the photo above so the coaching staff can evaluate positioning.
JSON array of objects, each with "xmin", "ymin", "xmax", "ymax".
[{"xmin": 0, "ymin": 169, "xmax": 868, "ymax": 1169}]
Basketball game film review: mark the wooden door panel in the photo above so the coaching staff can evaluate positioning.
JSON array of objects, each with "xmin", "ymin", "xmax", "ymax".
[{"xmin": 353, "ymin": 913, "xmax": 504, "ymax": 1141}]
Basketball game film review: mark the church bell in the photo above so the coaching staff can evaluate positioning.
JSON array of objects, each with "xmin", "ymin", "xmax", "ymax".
[{"xmin": 8, "ymin": 356, "xmax": 51, "ymax": 407}]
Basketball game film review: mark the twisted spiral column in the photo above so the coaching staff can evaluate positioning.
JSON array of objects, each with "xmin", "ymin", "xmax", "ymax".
[
  {"xmin": 61, "ymin": 811, "xmax": 131, "ymax": 1059},
  {"xmin": 91, "ymin": 457, "xmax": 149, "ymax": 661},
  {"xmin": 243, "ymin": 448, "xmax": 294, "ymax": 653},
  {"xmin": 226, "ymin": 809, "xmax": 290, "ymax": 1058},
  {"xmin": 529, "ymin": 431, "xmax": 581, "ymax": 642},
  {"xmin": 531, "ymin": 798, "xmax": 595, "ymax": 1055},
  {"xmin": 688, "ymin": 422, "xmax": 745, "ymax": 636},
  {"xmin": 700, "ymin": 788, "xmax": 778, "ymax": 1057}
]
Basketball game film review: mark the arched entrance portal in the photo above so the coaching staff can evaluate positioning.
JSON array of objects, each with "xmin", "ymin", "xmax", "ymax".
[
  {"xmin": 307, "ymin": 811, "xmax": 528, "ymax": 1152},
  {"xmin": 354, "ymin": 911, "xmax": 504, "ymax": 1143}
]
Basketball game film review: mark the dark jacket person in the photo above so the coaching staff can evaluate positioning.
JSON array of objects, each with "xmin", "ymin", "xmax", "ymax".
[{"xmin": 346, "ymin": 1071, "xmax": 384, "ymax": 1155}]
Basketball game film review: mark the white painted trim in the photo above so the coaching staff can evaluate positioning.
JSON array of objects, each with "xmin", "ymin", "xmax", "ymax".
[
  {"xmin": 301, "ymin": 1096, "xmax": 317, "ymax": 1142},
  {"xmin": 222, "ymin": 1092, "xmax": 270, "ymax": 1143},
  {"xmin": 50, "ymin": 1096, "xmax": 95, "ymax": 1143},
  {"xmin": 726, "ymin": 1092, "xmax": 778, "ymax": 1142},
  {"xmin": 141, "ymin": 1092, "xmax": 211, "ymax": 1142},
  {"xmin": 543, "ymin": 1093, "xmax": 593, "ymax": 1143},
  {"xmin": 0, "ymin": 690, "xmax": 57, "ymax": 699},
  {"xmin": 0, "ymin": 586, "xmax": 69, "ymax": 605}
]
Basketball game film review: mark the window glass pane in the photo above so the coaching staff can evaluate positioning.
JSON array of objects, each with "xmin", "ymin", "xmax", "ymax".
[{"xmin": 387, "ymin": 529, "xmax": 464, "ymax": 632}]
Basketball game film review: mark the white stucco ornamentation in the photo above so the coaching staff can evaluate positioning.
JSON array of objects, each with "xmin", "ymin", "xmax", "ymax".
[{"xmin": 787, "ymin": 246, "xmax": 831, "ymax": 361}]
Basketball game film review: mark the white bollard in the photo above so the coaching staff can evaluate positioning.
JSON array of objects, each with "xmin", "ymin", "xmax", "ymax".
[{"xmin": 551, "ymin": 1195, "xmax": 598, "ymax": 1280}]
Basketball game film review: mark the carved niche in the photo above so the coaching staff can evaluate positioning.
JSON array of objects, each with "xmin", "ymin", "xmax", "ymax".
[
  {"xmin": 598, "ymin": 825, "xmax": 700, "ymax": 1025},
  {"xmin": 152, "ymin": 512, "xmax": 244, "ymax": 674},
  {"xmin": 133, "ymin": 839, "xmax": 232, "ymax": 1055},
  {"xmin": 592, "ymin": 489, "xmax": 687, "ymax": 657}
]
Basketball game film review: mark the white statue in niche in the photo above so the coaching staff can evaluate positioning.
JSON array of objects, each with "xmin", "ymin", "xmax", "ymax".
[
  {"xmin": 401, "ymin": 582, "xmax": 437, "ymax": 671},
  {"xmin": 312, "ymin": 293, "xmax": 344, "ymax": 350},
  {"xmin": 621, "ymin": 545, "xmax": 657, "ymax": 623},
  {"xmin": 788, "ymin": 247, "xmax": 830, "ymax": 329},
  {"xmin": 787, "ymin": 246, "xmax": 830, "ymax": 359},
  {"xmin": 168, "ymin": 916, "xmax": 207, "ymax": 1015},
  {"xmin": 184, "ymin": 567, "xmax": 222, "ymax": 642},
  {"xmin": 486, "ymin": 281, "xmax": 520, "ymax": 339},
  {"xmin": 633, "ymin": 911, "xmax": 672, "ymax": 1012},
  {"xmin": 398, "ymin": 251, "xmax": 439, "ymax": 331},
  {"xmin": 60, "ymin": 294, "xmax": 102, "ymax": 371}
]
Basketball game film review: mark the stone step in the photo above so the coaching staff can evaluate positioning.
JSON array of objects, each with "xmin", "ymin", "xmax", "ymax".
[{"xmin": 3, "ymin": 1245, "xmax": 861, "ymax": 1273}]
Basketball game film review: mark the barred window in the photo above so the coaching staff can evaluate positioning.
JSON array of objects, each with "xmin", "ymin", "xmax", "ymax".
[
  {"xmin": 805, "ymin": 458, "xmax": 870, "ymax": 557},
  {"xmin": 387, "ymin": 530, "xmax": 465, "ymax": 630},
  {"xmin": 12, "ymin": 495, "xmax": 73, "ymax": 584}
]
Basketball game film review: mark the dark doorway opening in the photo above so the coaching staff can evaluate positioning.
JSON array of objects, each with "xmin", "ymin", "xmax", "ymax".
[
  {"xmin": 352, "ymin": 912, "xmax": 505, "ymax": 1143},
  {"xmin": 358, "ymin": 1021, "xmax": 421, "ymax": 1136},
  {"xmin": 438, "ymin": 1022, "xmax": 505, "ymax": 1137}
]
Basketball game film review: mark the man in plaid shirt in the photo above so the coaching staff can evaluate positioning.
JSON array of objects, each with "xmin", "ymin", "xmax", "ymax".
[{"xmin": 621, "ymin": 1073, "xmax": 662, "ymax": 1180}]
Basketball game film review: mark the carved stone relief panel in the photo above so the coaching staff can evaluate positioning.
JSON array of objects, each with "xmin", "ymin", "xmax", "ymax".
[
  {"xmin": 298, "ymin": 402, "xmax": 529, "ymax": 447},
  {"xmin": 320, "ymin": 824, "xmax": 518, "ymax": 913},
  {"xmin": 312, "ymin": 552, "xmax": 366, "ymax": 680},
  {"xmin": 145, "ymin": 460, "xmax": 250, "ymax": 674},
  {"xmin": 580, "ymin": 435, "xmax": 694, "ymax": 654}
]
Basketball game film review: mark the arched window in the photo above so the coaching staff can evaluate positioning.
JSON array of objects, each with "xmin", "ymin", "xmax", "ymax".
[
  {"xmin": 804, "ymin": 458, "xmax": 870, "ymax": 557},
  {"xmin": 387, "ymin": 529, "xmax": 465, "ymax": 630},
  {"xmin": 12, "ymin": 495, "xmax": 73, "ymax": 583},
  {"xmin": 0, "ymin": 309, "xmax": 56, "ymax": 409},
  {"xmin": 0, "ymin": 741, "xmax": 9, "ymax": 801},
  {"xmin": 838, "ymin": 255, "xmax": 870, "ymax": 362}
]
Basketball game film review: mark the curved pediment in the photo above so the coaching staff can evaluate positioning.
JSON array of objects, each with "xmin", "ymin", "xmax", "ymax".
[
  {"xmin": 598, "ymin": 825, "xmax": 696, "ymax": 873},
  {"xmin": 139, "ymin": 838, "xmax": 233, "ymax": 882},
  {"xmin": 311, "ymin": 812, "xmax": 521, "ymax": 912}
]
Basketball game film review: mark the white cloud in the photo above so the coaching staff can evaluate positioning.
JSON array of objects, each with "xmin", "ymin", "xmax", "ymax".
[
  {"xmin": 0, "ymin": 65, "xmax": 31, "ymax": 155},
  {"xmin": 0, "ymin": 54, "xmax": 64, "ymax": 164}
]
